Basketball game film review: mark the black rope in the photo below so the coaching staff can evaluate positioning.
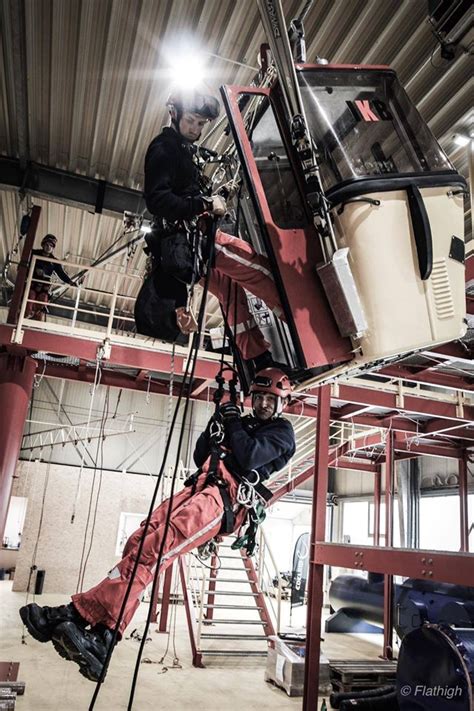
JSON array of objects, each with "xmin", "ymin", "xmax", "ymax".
[
  {"xmin": 125, "ymin": 221, "xmax": 217, "ymax": 710},
  {"xmin": 88, "ymin": 220, "xmax": 217, "ymax": 710}
]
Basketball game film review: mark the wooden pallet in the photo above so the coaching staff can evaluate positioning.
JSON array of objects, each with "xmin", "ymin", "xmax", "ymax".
[{"xmin": 329, "ymin": 659, "xmax": 397, "ymax": 693}]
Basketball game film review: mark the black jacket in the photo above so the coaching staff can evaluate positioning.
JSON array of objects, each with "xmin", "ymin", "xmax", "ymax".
[
  {"xmin": 193, "ymin": 414, "xmax": 296, "ymax": 481},
  {"xmin": 31, "ymin": 250, "xmax": 75, "ymax": 286},
  {"xmin": 144, "ymin": 127, "xmax": 207, "ymax": 222}
]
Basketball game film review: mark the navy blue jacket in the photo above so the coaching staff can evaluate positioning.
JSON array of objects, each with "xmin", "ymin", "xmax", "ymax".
[
  {"xmin": 193, "ymin": 414, "xmax": 296, "ymax": 481},
  {"xmin": 144, "ymin": 127, "xmax": 207, "ymax": 222},
  {"xmin": 31, "ymin": 250, "xmax": 75, "ymax": 286}
]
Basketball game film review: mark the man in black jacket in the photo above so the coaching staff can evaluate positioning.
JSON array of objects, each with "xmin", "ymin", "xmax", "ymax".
[
  {"xmin": 139, "ymin": 89, "xmax": 284, "ymax": 370},
  {"xmin": 19, "ymin": 368, "xmax": 295, "ymax": 682},
  {"xmin": 26, "ymin": 234, "xmax": 76, "ymax": 321}
]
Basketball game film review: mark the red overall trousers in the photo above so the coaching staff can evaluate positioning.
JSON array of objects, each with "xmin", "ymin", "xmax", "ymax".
[
  {"xmin": 71, "ymin": 460, "xmax": 247, "ymax": 636},
  {"xmin": 209, "ymin": 231, "xmax": 284, "ymax": 360}
]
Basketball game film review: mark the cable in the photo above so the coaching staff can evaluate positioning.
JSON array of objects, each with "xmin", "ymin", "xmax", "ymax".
[
  {"xmin": 21, "ymin": 449, "xmax": 52, "ymax": 643},
  {"xmin": 77, "ymin": 388, "xmax": 110, "ymax": 592},
  {"xmin": 88, "ymin": 220, "xmax": 217, "ymax": 710},
  {"xmin": 125, "ymin": 225, "xmax": 216, "ymax": 710}
]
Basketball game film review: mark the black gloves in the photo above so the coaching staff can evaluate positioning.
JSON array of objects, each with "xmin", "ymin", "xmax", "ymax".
[
  {"xmin": 218, "ymin": 402, "xmax": 241, "ymax": 422},
  {"xmin": 218, "ymin": 402, "xmax": 242, "ymax": 437}
]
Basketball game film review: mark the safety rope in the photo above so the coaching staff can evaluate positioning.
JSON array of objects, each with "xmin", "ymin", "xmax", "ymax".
[{"xmin": 88, "ymin": 219, "xmax": 218, "ymax": 711}]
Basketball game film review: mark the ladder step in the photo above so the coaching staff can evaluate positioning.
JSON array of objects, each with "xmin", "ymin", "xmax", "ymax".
[
  {"xmin": 202, "ymin": 650, "xmax": 267, "ymax": 657},
  {"xmin": 216, "ymin": 567, "xmax": 246, "ymax": 571},
  {"xmin": 203, "ymin": 590, "xmax": 259, "ymax": 596},
  {"xmin": 201, "ymin": 633, "xmax": 267, "ymax": 640},
  {"xmin": 205, "ymin": 604, "xmax": 263, "ymax": 610},
  {"xmin": 207, "ymin": 578, "xmax": 253, "ymax": 584},
  {"xmin": 204, "ymin": 619, "xmax": 264, "ymax": 625},
  {"xmin": 218, "ymin": 555, "xmax": 242, "ymax": 559}
]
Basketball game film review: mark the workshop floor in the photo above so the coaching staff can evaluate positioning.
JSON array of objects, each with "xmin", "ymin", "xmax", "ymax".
[{"xmin": 0, "ymin": 582, "xmax": 384, "ymax": 710}]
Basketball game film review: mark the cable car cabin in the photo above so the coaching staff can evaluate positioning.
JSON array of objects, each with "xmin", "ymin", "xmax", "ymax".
[{"xmin": 221, "ymin": 64, "xmax": 467, "ymax": 388}]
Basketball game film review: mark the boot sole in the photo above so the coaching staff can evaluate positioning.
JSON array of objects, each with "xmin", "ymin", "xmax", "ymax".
[
  {"xmin": 52, "ymin": 622, "xmax": 105, "ymax": 682},
  {"xmin": 19, "ymin": 605, "xmax": 50, "ymax": 643}
]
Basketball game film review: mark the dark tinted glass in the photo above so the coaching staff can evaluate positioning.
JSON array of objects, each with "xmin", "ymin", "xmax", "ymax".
[{"xmin": 298, "ymin": 69, "xmax": 453, "ymax": 191}]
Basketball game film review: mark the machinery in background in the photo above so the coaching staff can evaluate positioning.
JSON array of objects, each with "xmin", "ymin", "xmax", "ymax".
[
  {"xmin": 397, "ymin": 623, "xmax": 474, "ymax": 710},
  {"xmin": 326, "ymin": 573, "xmax": 474, "ymax": 638}
]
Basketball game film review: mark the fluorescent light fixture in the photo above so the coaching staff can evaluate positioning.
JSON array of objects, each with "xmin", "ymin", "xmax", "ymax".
[
  {"xmin": 453, "ymin": 133, "xmax": 471, "ymax": 147},
  {"xmin": 140, "ymin": 224, "xmax": 152, "ymax": 234}
]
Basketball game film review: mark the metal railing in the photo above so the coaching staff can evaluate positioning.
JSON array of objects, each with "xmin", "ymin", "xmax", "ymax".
[{"xmin": 10, "ymin": 254, "xmax": 221, "ymax": 363}]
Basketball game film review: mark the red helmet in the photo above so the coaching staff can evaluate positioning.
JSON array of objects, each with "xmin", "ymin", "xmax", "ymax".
[{"xmin": 250, "ymin": 368, "xmax": 292, "ymax": 415}]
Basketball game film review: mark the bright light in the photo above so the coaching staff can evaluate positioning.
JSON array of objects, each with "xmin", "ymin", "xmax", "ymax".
[
  {"xmin": 140, "ymin": 224, "xmax": 152, "ymax": 234},
  {"xmin": 170, "ymin": 53, "xmax": 206, "ymax": 89},
  {"xmin": 453, "ymin": 133, "xmax": 471, "ymax": 147}
]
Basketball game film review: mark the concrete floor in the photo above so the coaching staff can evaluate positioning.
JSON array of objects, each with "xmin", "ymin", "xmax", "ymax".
[{"xmin": 0, "ymin": 582, "xmax": 384, "ymax": 711}]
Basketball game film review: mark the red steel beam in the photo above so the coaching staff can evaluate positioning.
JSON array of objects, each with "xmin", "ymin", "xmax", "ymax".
[
  {"xmin": 459, "ymin": 453, "xmax": 469, "ymax": 553},
  {"xmin": 303, "ymin": 385, "xmax": 331, "ymax": 711},
  {"xmin": 7, "ymin": 205, "xmax": 41, "ymax": 324},
  {"xmin": 379, "ymin": 365, "xmax": 473, "ymax": 391},
  {"xmin": 332, "ymin": 382, "xmax": 474, "ymax": 423},
  {"xmin": 314, "ymin": 544, "xmax": 474, "ymax": 586},
  {"xmin": 383, "ymin": 431, "xmax": 394, "ymax": 660}
]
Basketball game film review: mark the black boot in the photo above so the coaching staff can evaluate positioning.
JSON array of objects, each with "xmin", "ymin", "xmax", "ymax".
[
  {"xmin": 52, "ymin": 621, "xmax": 115, "ymax": 682},
  {"xmin": 19, "ymin": 602, "xmax": 86, "ymax": 643}
]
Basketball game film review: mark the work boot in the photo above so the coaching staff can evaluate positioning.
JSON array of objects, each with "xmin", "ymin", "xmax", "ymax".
[
  {"xmin": 52, "ymin": 621, "xmax": 115, "ymax": 682},
  {"xmin": 19, "ymin": 602, "xmax": 86, "ymax": 643}
]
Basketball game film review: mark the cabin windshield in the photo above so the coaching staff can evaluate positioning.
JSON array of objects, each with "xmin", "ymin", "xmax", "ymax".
[{"xmin": 297, "ymin": 68, "xmax": 453, "ymax": 192}]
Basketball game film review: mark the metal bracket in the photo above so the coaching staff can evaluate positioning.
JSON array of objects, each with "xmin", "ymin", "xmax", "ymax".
[
  {"xmin": 98, "ymin": 338, "xmax": 111, "ymax": 360},
  {"xmin": 11, "ymin": 327, "xmax": 24, "ymax": 345}
]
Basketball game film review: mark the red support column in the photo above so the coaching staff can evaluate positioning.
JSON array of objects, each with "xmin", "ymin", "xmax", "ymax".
[
  {"xmin": 157, "ymin": 564, "xmax": 174, "ymax": 631},
  {"xmin": 303, "ymin": 384, "xmax": 331, "ymax": 711},
  {"xmin": 382, "ymin": 430, "xmax": 394, "ymax": 659},
  {"xmin": 374, "ymin": 468, "xmax": 381, "ymax": 546},
  {"xmin": 7, "ymin": 205, "xmax": 41, "ymax": 325},
  {"xmin": 0, "ymin": 354, "xmax": 37, "ymax": 538},
  {"xmin": 459, "ymin": 453, "xmax": 469, "ymax": 553}
]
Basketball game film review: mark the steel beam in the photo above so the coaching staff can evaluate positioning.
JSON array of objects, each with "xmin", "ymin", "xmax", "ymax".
[
  {"xmin": 314, "ymin": 544, "xmax": 474, "ymax": 586},
  {"xmin": 383, "ymin": 431, "xmax": 394, "ymax": 659},
  {"xmin": 303, "ymin": 385, "xmax": 331, "ymax": 711},
  {"xmin": 333, "ymin": 382, "xmax": 474, "ymax": 423},
  {"xmin": 0, "ymin": 157, "xmax": 149, "ymax": 219},
  {"xmin": 7, "ymin": 205, "xmax": 41, "ymax": 324},
  {"xmin": 459, "ymin": 453, "xmax": 469, "ymax": 553}
]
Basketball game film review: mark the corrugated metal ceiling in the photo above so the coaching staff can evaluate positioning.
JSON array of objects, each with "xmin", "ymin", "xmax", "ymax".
[{"xmin": 0, "ymin": 0, "xmax": 472, "ymax": 296}]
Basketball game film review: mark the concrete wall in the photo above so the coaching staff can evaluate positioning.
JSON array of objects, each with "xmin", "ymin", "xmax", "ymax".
[{"xmin": 12, "ymin": 459, "xmax": 158, "ymax": 594}]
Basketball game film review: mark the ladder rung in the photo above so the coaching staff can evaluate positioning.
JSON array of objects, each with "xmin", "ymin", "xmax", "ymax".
[
  {"xmin": 204, "ymin": 590, "xmax": 259, "ymax": 596},
  {"xmin": 218, "ymin": 555, "xmax": 243, "ymax": 559},
  {"xmin": 202, "ymin": 650, "xmax": 267, "ymax": 656},
  {"xmin": 204, "ymin": 619, "xmax": 263, "ymax": 625},
  {"xmin": 216, "ymin": 566, "xmax": 246, "ymax": 571},
  {"xmin": 205, "ymin": 604, "xmax": 263, "ymax": 610},
  {"xmin": 201, "ymin": 633, "xmax": 267, "ymax": 640},
  {"xmin": 209, "ymin": 578, "xmax": 253, "ymax": 583}
]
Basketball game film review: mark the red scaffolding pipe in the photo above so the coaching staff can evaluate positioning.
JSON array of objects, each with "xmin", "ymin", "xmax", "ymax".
[
  {"xmin": 7, "ymin": 205, "xmax": 41, "ymax": 325},
  {"xmin": 303, "ymin": 384, "xmax": 331, "ymax": 711},
  {"xmin": 459, "ymin": 453, "xmax": 470, "ymax": 553},
  {"xmin": 382, "ymin": 431, "xmax": 394, "ymax": 659}
]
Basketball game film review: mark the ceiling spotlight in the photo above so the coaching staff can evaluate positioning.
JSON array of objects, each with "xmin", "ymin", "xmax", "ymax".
[{"xmin": 171, "ymin": 53, "xmax": 206, "ymax": 89}]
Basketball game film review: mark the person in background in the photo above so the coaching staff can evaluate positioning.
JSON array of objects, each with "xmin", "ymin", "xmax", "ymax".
[{"xmin": 25, "ymin": 234, "xmax": 76, "ymax": 321}]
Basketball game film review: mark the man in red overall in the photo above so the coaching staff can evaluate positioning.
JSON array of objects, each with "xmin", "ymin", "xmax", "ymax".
[{"xmin": 20, "ymin": 368, "xmax": 295, "ymax": 682}]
